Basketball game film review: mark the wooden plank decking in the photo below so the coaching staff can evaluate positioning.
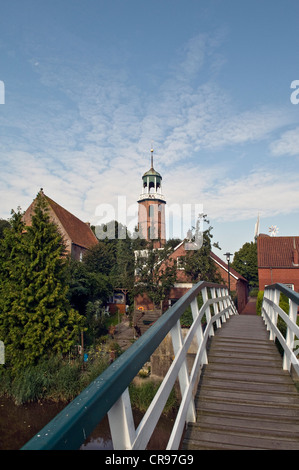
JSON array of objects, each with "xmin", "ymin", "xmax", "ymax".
[{"xmin": 182, "ymin": 314, "xmax": 299, "ymax": 450}]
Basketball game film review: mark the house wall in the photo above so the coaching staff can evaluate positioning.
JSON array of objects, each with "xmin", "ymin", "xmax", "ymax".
[
  {"xmin": 258, "ymin": 267, "xmax": 299, "ymax": 292},
  {"xmin": 214, "ymin": 264, "xmax": 248, "ymax": 312},
  {"xmin": 71, "ymin": 243, "xmax": 87, "ymax": 261}
]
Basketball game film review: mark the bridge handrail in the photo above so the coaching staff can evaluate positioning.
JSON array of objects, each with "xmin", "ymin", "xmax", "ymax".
[
  {"xmin": 261, "ymin": 283, "xmax": 299, "ymax": 376},
  {"xmin": 21, "ymin": 281, "xmax": 237, "ymax": 451}
]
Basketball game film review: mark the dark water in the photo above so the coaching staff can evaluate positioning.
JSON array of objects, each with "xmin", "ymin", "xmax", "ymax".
[
  {"xmin": 0, "ymin": 397, "xmax": 176, "ymax": 450},
  {"xmin": 0, "ymin": 397, "xmax": 66, "ymax": 450}
]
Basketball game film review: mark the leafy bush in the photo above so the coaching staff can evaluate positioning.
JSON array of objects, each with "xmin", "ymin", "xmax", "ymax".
[
  {"xmin": 256, "ymin": 291, "xmax": 264, "ymax": 316},
  {"xmin": 0, "ymin": 354, "xmax": 110, "ymax": 405},
  {"xmin": 129, "ymin": 381, "xmax": 177, "ymax": 413}
]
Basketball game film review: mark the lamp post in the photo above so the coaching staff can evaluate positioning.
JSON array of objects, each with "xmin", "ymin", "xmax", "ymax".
[{"xmin": 224, "ymin": 252, "xmax": 233, "ymax": 293}]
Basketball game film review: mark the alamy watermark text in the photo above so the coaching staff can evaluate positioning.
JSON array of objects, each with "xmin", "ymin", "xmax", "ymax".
[
  {"xmin": 290, "ymin": 80, "xmax": 299, "ymax": 104},
  {"xmin": 0, "ymin": 81, "xmax": 4, "ymax": 104}
]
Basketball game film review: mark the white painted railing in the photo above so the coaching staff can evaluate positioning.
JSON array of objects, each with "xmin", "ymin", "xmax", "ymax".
[
  {"xmin": 261, "ymin": 283, "xmax": 299, "ymax": 377},
  {"xmin": 22, "ymin": 281, "xmax": 238, "ymax": 451},
  {"xmin": 108, "ymin": 283, "xmax": 238, "ymax": 450}
]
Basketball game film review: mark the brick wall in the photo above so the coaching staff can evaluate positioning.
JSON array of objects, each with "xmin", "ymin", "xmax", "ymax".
[{"xmin": 258, "ymin": 267, "xmax": 299, "ymax": 292}]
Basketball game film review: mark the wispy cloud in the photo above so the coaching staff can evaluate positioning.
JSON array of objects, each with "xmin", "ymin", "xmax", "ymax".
[
  {"xmin": 1, "ymin": 28, "xmax": 299, "ymax": 232},
  {"xmin": 270, "ymin": 127, "xmax": 299, "ymax": 157}
]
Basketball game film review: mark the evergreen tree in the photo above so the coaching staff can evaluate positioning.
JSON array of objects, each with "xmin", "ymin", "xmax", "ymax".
[
  {"xmin": 0, "ymin": 218, "xmax": 10, "ymax": 239},
  {"xmin": 0, "ymin": 208, "xmax": 28, "ymax": 369},
  {"xmin": 0, "ymin": 194, "xmax": 85, "ymax": 372}
]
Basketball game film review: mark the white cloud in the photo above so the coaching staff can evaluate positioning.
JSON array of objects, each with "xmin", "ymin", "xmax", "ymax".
[
  {"xmin": 1, "ymin": 29, "xmax": 299, "ymax": 235},
  {"xmin": 203, "ymin": 170, "xmax": 299, "ymax": 222},
  {"xmin": 270, "ymin": 127, "xmax": 299, "ymax": 157}
]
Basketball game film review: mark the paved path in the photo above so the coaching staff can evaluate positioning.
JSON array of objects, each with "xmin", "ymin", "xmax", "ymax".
[
  {"xmin": 240, "ymin": 297, "xmax": 257, "ymax": 315},
  {"xmin": 182, "ymin": 314, "xmax": 299, "ymax": 450}
]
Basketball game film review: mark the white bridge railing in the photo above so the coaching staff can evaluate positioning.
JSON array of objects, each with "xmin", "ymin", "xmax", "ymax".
[
  {"xmin": 22, "ymin": 281, "xmax": 238, "ymax": 451},
  {"xmin": 261, "ymin": 283, "xmax": 299, "ymax": 377}
]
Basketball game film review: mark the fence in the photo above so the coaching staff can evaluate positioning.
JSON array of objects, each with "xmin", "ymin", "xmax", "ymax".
[{"xmin": 261, "ymin": 283, "xmax": 299, "ymax": 377}]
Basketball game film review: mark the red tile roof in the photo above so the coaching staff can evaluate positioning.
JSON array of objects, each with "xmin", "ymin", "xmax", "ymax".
[
  {"xmin": 257, "ymin": 235, "xmax": 299, "ymax": 268},
  {"xmin": 23, "ymin": 192, "xmax": 98, "ymax": 250},
  {"xmin": 45, "ymin": 195, "xmax": 98, "ymax": 249}
]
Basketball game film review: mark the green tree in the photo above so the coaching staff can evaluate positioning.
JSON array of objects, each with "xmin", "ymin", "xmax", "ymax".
[
  {"xmin": 86, "ymin": 221, "xmax": 135, "ymax": 305},
  {"xmin": 0, "ymin": 194, "xmax": 85, "ymax": 372},
  {"xmin": 67, "ymin": 259, "xmax": 111, "ymax": 315},
  {"xmin": 110, "ymin": 239, "xmax": 135, "ymax": 295},
  {"xmin": 231, "ymin": 241, "xmax": 258, "ymax": 287},
  {"xmin": 83, "ymin": 240, "xmax": 116, "ymax": 276},
  {"xmin": 182, "ymin": 215, "xmax": 222, "ymax": 283},
  {"xmin": 0, "ymin": 218, "xmax": 10, "ymax": 239},
  {"xmin": 134, "ymin": 243, "xmax": 178, "ymax": 309}
]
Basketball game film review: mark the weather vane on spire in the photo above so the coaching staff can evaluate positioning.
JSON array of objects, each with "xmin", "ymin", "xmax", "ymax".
[{"xmin": 269, "ymin": 225, "xmax": 279, "ymax": 237}]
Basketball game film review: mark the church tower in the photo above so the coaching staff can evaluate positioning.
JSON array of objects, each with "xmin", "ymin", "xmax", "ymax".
[{"xmin": 137, "ymin": 148, "xmax": 166, "ymax": 248}]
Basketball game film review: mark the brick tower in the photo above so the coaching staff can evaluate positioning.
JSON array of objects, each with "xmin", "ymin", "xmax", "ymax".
[{"xmin": 137, "ymin": 148, "xmax": 166, "ymax": 248}]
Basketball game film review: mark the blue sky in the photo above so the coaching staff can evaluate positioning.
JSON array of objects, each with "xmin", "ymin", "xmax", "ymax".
[{"xmin": 0, "ymin": 0, "xmax": 299, "ymax": 259}]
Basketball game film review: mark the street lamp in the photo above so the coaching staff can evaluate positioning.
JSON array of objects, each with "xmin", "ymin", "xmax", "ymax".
[{"xmin": 224, "ymin": 252, "xmax": 233, "ymax": 293}]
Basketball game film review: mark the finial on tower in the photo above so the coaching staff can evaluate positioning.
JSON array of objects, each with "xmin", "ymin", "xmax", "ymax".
[{"xmin": 150, "ymin": 145, "xmax": 154, "ymax": 169}]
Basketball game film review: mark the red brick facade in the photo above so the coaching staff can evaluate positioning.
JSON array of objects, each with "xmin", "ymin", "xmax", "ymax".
[
  {"xmin": 257, "ymin": 235, "xmax": 299, "ymax": 292},
  {"xmin": 137, "ymin": 198, "xmax": 166, "ymax": 249}
]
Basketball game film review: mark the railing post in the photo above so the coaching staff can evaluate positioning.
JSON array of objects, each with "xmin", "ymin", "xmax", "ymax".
[
  {"xmin": 108, "ymin": 387, "xmax": 136, "ymax": 450},
  {"xmin": 190, "ymin": 297, "xmax": 208, "ymax": 365},
  {"xmin": 222, "ymin": 287, "xmax": 231, "ymax": 319},
  {"xmin": 262, "ymin": 290, "xmax": 271, "ymax": 333},
  {"xmin": 269, "ymin": 289, "xmax": 280, "ymax": 342},
  {"xmin": 283, "ymin": 299, "xmax": 297, "ymax": 371},
  {"xmin": 170, "ymin": 320, "xmax": 196, "ymax": 423},
  {"xmin": 211, "ymin": 287, "xmax": 221, "ymax": 328},
  {"xmin": 202, "ymin": 287, "xmax": 214, "ymax": 337},
  {"xmin": 217, "ymin": 287, "xmax": 226, "ymax": 323}
]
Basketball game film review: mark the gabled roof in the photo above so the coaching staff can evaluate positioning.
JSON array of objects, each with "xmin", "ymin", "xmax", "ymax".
[
  {"xmin": 23, "ymin": 192, "xmax": 98, "ymax": 250},
  {"xmin": 171, "ymin": 242, "xmax": 248, "ymax": 282},
  {"xmin": 257, "ymin": 235, "xmax": 299, "ymax": 268},
  {"xmin": 210, "ymin": 251, "xmax": 248, "ymax": 282}
]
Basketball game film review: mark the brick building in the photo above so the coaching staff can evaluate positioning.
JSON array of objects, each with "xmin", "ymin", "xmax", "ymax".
[
  {"xmin": 23, "ymin": 190, "xmax": 98, "ymax": 261},
  {"xmin": 210, "ymin": 251, "xmax": 249, "ymax": 312},
  {"xmin": 134, "ymin": 240, "xmax": 249, "ymax": 314},
  {"xmin": 257, "ymin": 234, "xmax": 299, "ymax": 292}
]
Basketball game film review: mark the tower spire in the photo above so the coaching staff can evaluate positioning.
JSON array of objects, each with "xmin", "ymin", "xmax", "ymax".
[{"xmin": 150, "ymin": 146, "xmax": 154, "ymax": 169}]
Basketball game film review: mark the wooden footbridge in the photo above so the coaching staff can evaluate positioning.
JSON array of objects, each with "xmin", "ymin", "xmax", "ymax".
[
  {"xmin": 182, "ymin": 314, "xmax": 299, "ymax": 450},
  {"xmin": 22, "ymin": 281, "xmax": 299, "ymax": 451}
]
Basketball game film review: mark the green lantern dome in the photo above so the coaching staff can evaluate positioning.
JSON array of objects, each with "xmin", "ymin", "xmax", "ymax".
[{"xmin": 138, "ymin": 149, "xmax": 165, "ymax": 203}]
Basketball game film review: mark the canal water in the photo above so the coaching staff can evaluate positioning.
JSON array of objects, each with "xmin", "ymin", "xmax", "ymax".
[{"xmin": 0, "ymin": 397, "xmax": 176, "ymax": 450}]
